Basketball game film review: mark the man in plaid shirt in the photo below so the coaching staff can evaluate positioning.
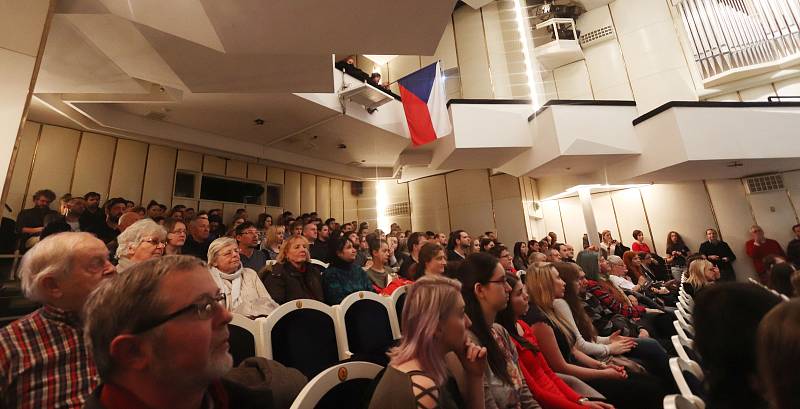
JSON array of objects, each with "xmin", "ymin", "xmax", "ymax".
[{"xmin": 0, "ymin": 232, "xmax": 116, "ymax": 408}]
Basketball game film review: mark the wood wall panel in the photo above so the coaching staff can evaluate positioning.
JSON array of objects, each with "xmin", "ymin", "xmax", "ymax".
[
  {"xmin": 108, "ymin": 139, "xmax": 148, "ymax": 204},
  {"xmin": 141, "ymin": 145, "xmax": 177, "ymax": 207},
  {"xmin": 71, "ymin": 132, "xmax": 116, "ymax": 202},
  {"xmin": 5, "ymin": 122, "xmax": 39, "ymax": 219},
  {"xmin": 27, "ymin": 125, "xmax": 81, "ymax": 201},
  {"xmin": 283, "ymin": 171, "xmax": 301, "ymax": 215}
]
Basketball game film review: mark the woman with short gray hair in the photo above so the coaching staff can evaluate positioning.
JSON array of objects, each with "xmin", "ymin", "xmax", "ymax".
[
  {"xmin": 208, "ymin": 237, "xmax": 279, "ymax": 317},
  {"xmin": 115, "ymin": 218, "xmax": 167, "ymax": 272}
]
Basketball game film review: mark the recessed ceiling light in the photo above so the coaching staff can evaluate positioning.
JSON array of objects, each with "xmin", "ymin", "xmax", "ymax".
[{"xmin": 254, "ymin": 118, "xmax": 265, "ymax": 126}]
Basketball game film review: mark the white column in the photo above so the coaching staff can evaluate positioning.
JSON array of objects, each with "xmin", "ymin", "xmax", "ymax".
[
  {"xmin": 578, "ymin": 188, "xmax": 600, "ymax": 248},
  {"xmin": 0, "ymin": 1, "xmax": 53, "ymax": 216}
]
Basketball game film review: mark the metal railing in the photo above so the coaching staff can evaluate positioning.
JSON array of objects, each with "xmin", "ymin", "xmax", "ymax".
[{"xmin": 674, "ymin": 0, "xmax": 800, "ymax": 80}]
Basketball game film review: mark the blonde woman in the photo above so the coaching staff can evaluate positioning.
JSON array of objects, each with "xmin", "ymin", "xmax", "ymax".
[
  {"xmin": 522, "ymin": 263, "xmax": 665, "ymax": 409},
  {"xmin": 263, "ymin": 225, "xmax": 285, "ymax": 259},
  {"xmin": 683, "ymin": 259, "xmax": 719, "ymax": 296}
]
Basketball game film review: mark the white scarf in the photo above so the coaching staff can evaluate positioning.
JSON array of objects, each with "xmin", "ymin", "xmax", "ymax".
[{"xmin": 211, "ymin": 266, "xmax": 243, "ymax": 307}]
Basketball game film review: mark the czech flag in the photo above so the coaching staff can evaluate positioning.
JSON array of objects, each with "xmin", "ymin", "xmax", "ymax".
[{"xmin": 398, "ymin": 61, "xmax": 452, "ymax": 146}]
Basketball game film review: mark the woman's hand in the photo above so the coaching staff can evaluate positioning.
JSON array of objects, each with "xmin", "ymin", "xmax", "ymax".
[
  {"xmin": 598, "ymin": 367, "xmax": 627, "ymax": 379},
  {"xmin": 608, "ymin": 330, "xmax": 634, "ymax": 343},
  {"xmin": 645, "ymin": 308, "xmax": 664, "ymax": 314},
  {"xmin": 608, "ymin": 338, "xmax": 635, "ymax": 355},
  {"xmin": 627, "ymin": 295, "xmax": 639, "ymax": 305},
  {"xmin": 457, "ymin": 340, "xmax": 487, "ymax": 379},
  {"xmin": 583, "ymin": 401, "xmax": 615, "ymax": 409}
]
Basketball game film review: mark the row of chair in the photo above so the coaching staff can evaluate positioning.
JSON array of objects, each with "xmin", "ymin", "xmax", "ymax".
[
  {"xmin": 665, "ymin": 277, "xmax": 705, "ymax": 408},
  {"xmin": 228, "ymin": 286, "xmax": 408, "ymax": 379}
]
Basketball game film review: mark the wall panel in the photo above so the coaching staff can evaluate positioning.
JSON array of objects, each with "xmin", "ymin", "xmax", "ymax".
[
  {"xmin": 176, "ymin": 150, "xmax": 202, "ymax": 171},
  {"xmin": 553, "ymin": 61, "xmax": 594, "ymax": 100},
  {"xmin": 108, "ymin": 139, "xmax": 148, "ymax": 204},
  {"xmin": 490, "ymin": 174, "xmax": 527, "ymax": 243},
  {"xmin": 590, "ymin": 192, "xmax": 622, "ymax": 243},
  {"xmin": 383, "ymin": 180, "xmax": 412, "ymax": 232},
  {"xmin": 315, "ymin": 176, "xmax": 330, "ymax": 220},
  {"xmin": 705, "ymin": 179, "xmax": 757, "ymax": 281},
  {"xmin": 5, "ymin": 122, "xmax": 40, "ymax": 219},
  {"xmin": 267, "ymin": 167, "xmax": 284, "ymax": 185},
  {"xmin": 357, "ymin": 181, "xmax": 378, "ymax": 230},
  {"xmin": 330, "ymin": 178, "xmax": 344, "ymax": 222},
  {"xmin": 203, "ymin": 155, "xmax": 225, "ymax": 175},
  {"xmin": 247, "ymin": 163, "xmax": 266, "ymax": 181},
  {"xmin": 300, "ymin": 173, "xmax": 316, "ymax": 214},
  {"xmin": 453, "ymin": 6, "xmax": 493, "ymax": 98},
  {"xmin": 343, "ymin": 181, "xmax": 358, "ymax": 222},
  {"xmin": 421, "ymin": 21, "xmax": 458, "ymax": 70},
  {"xmin": 541, "ymin": 200, "xmax": 564, "ymax": 240},
  {"xmin": 558, "ymin": 197, "xmax": 587, "ymax": 248},
  {"xmin": 27, "ymin": 125, "xmax": 81, "ymax": 201},
  {"xmin": 609, "ymin": 188, "xmax": 651, "ymax": 251},
  {"xmin": 141, "ymin": 145, "xmax": 177, "ymax": 207},
  {"xmin": 226, "ymin": 159, "xmax": 247, "ymax": 179},
  {"xmin": 748, "ymin": 190, "xmax": 796, "ymax": 246},
  {"xmin": 408, "ymin": 175, "xmax": 450, "ymax": 233},
  {"xmin": 639, "ymin": 182, "xmax": 716, "ymax": 254},
  {"xmin": 283, "ymin": 171, "xmax": 301, "ymax": 215},
  {"xmin": 174, "ymin": 198, "xmax": 199, "ymax": 212},
  {"xmin": 71, "ymin": 132, "xmax": 116, "ymax": 201},
  {"xmin": 446, "ymin": 170, "xmax": 494, "ymax": 236}
]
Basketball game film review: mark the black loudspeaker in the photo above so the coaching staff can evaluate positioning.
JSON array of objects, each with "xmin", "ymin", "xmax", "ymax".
[{"xmin": 351, "ymin": 181, "xmax": 363, "ymax": 196}]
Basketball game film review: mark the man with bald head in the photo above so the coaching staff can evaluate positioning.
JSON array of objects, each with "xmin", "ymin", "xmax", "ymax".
[{"xmin": 0, "ymin": 232, "xmax": 116, "ymax": 408}]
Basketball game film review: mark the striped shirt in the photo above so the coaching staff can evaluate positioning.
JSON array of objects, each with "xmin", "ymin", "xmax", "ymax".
[
  {"xmin": 585, "ymin": 279, "xmax": 646, "ymax": 319},
  {"xmin": 0, "ymin": 305, "xmax": 98, "ymax": 409}
]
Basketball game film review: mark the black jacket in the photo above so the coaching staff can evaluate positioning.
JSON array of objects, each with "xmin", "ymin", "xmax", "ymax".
[{"xmin": 263, "ymin": 262, "xmax": 324, "ymax": 305}]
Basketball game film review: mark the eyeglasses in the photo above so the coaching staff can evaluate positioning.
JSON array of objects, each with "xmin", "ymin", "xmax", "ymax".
[
  {"xmin": 140, "ymin": 237, "xmax": 166, "ymax": 246},
  {"xmin": 131, "ymin": 293, "xmax": 226, "ymax": 334},
  {"xmin": 486, "ymin": 278, "xmax": 508, "ymax": 285}
]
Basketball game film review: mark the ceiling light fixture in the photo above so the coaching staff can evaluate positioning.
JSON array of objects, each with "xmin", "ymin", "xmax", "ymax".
[{"xmin": 254, "ymin": 118, "xmax": 265, "ymax": 126}]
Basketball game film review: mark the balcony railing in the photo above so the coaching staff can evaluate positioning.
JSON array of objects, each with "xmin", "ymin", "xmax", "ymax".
[{"xmin": 674, "ymin": 0, "xmax": 800, "ymax": 83}]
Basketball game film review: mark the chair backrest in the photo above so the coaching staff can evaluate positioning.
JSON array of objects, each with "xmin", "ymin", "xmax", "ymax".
[
  {"xmin": 227, "ymin": 314, "xmax": 266, "ymax": 366},
  {"xmin": 678, "ymin": 299, "xmax": 693, "ymax": 316},
  {"xmin": 310, "ymin": 258, "xmax": 329, "ymax": 269},
  {"xmin": 670, "ymin": 357, "xmax": 706, "ymax": 404},
  {"xmin": 674, "ymin": 320, "xmax": 693, "ymax": 341},
  {"xmin": 676, "ymin": 305, "xmax": 693, "ymax": 324},
  {"xmin": 663, "ymin": 394, "xmax": 704, "ymax": 409},
  {"xmin": 263, "ymin": 299, "xmax": 345, "ymax": 379},
  {"xmin": 390, "ymin": 285, "xmax": 408, "ymax": 331},
  {"xmin": 289, "ymin": 361, "xmax": 384, "ymax": 409},
  {"xmin": 336, "ymin": 291, "xmax": 400, "ymax": 365},
  {"xmin": 676, "ymin": 312, "xmax": 695, "ymax": 336}
]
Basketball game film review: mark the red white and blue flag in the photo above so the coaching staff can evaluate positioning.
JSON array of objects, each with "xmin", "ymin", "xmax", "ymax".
[{"xmin": 398, "ymin": 61, "xmax": 452, "ymax": 146}]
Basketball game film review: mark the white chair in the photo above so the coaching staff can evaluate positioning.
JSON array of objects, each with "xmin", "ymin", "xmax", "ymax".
[
  {"xmin": 674, "ymin": 320, "xmax": 693, "ymax": 341},
  {"xmin": 678, "ymin": 295, "xmax": 693, "ymax": 312},
  {"xmin": 310, "ymin": 258, "xmax": 329, "ymax": 269},
  {"xmin": 263, "ymin": 299, "xmax": 347, "ymax": 379},
  {"xmin": 289, "ymin": 361, "xmax": 384, "ymax": 409},
  {"xmin": 669, "ymin": 357, "xmax": 706, "ymax": 408},
  {"xmin": 676, "ymin": 312, "xmax": 695, "ymax": 336},
  {"xmin": 671, "ymin": 334, "xmax": 697, "ymax": 363},
  {"xmin": 664, "ymin": 394, "xmax": 704, "ymax": 409},
  {"xmin": 228, "ymin": 313, "xmax": 267, "ymax": 366},
  {"xmin": 390, "ymin": 284, "xmax": 409, "ymax": 330},
  {"xmin": 335, "ymin": 291, "xmax": 401, "ymax": 363},
  {"xmin": 676, "ymin": 305, "xmax": 693, "ymax": 324}
]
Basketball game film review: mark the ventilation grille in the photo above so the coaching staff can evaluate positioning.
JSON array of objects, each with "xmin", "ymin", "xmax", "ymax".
[
  {"xmin": 744, "ymin": 174, "xmax": 785, "ymax": 194},
  {"xmin": 579, "ymin": 25, "xmax": 615, "ymax": 48},
  {"xmin": 386, "ymin": 201, "xmax": 410, "ymax": 217}
]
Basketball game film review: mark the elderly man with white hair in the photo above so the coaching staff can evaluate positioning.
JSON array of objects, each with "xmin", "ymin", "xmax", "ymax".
[
  {"xmin": 0, "ymin": 232, "xmax": 116, "ymax": 408},
  {"xmin": 207, "ymin": 237, "xmax": 278, "ymax": 318},
  {"xmin": 115, "ymin": 218, "xmax": 167, "ymax": 272}
]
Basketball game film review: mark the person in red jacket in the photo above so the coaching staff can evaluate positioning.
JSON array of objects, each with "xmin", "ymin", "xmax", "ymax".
[{"xmin": 745, "ymin": 225, "xmax": 786, "ymax": 284}]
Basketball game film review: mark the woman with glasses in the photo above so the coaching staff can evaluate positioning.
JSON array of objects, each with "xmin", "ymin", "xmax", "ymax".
[
  {"xmin": 115, "ymin": 218, "xmax": 167, "ymax": 272},
  {"xmin": 164, "ymin": 217, "xmax": 186, "ymax": 255},
  {"xmin": 455, "ymin": 252, "xmax": 541, "ymax": 408},
  {"xmin": 208, "ymin": 237, "xmax": 278, "ymax": 318}
]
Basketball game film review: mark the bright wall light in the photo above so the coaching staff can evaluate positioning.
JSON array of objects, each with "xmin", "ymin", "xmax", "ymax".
[
  {"xmin": 376, "ymin": 180, "xmax": 390, "ymax": 233},
  {"xmin": 512, "ymin": 0, "xmax": 540, "ymax": 108},
  {"xmin": 540, "ymin": 184, "xmax": 652, "ymax": 202}
]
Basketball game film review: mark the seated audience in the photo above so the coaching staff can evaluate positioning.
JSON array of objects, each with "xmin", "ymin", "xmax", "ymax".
[
  {"xmin": 105, "ymin": 211, "xmax": 143, "ymax": 257},
  {"xmin": 263, "ymin": 235, "xmax": 324, "ymax": 304},
  {"xmin": 82, "ymin": 256, "xmax": 290, "ymax": 408},
  {"xmin": 163, "ymin": 217, "xmax": 186, "ymax": 255},
  {"xmin": 322, "ymin": 233, "xmax": 373, "ymax": 305},
  {"xmin": 255, "ymin": 212, "xmax": 272, "ymax": 231},
  {"xmin": 146, "ymin": 201, "xmax": 162, "ymax": 219},
  {"xmin": 682, "ymin": 259, "xmax": 719, "ymax": 297},
  {"xmin": 399, "ymin": 232, "xmax": 426, "ymax": 279},
  {"xmin": 513, "ymin": 241, "xmax": 530, "ymax": 271},
  {"xmin": 115, "ymin": 219, "xmax": 166, "ymax": 272},
  {"xmin": 289, "ymin": 220, "xmax": 303, "ymax": 237},
  {"xmin": 183, "ymin": 216, "xmax": 212, "ymax": 261},
  {"xmin": 447, "ymin": 230, "xmax": 470, "ymax": 261},
  {"xmin": 479, "ymin": 237, "xmax": 495, "ymax": 253},
  {"xmin": 665, "ymin": 231, "xmax": 691, "ymax": 275},
  {"xmin": 16, "ymin": 189, "xmax": 57, "ymax": 249},
  {"xmin": 523, "ymin": 263, "xmax": 664, "ymax": 409},
  {"xmin": 528, "ymin": 251, "xmax": 547, "ymax": 265},
  {"xmin": 469, "ymin": 238, "xmax": 480, "ymax": 254},
  {"xmin": 489, "ymin": 245, "xmax": 516, "ymax": 275},
  {"xmin": 456, "ymin": 252, "xmax": 540, "ymax": 408},
  {"xmin": 547, "ymin": 248, "xmax": 562, "ymax": 263},
  {"xmin": 309, "ymin": 223, "xmax": 331, "ymax": 262},
  {"xmin": 698, "ymin": 228, "xmax": 737, "ymax": 282},
  {"xmin": 599, "ymin": 230, "xmax": 626, "ymax": 259},
  {"xmin": 786, "ymin": 223, "xmax": 800, "ymax": 267},
  {"xmin": 369, "ymin": 276, "xmax": 487, "ymax": 409},
  {"xmin": 409, "ymin": 242, "xmax": 447, "ymax": 280},
  {"xmin": 366, "ymin": 237, "xmax": 410, "ymax": 294},
  {"xmin": 767, "ymin": 262, "xmax": 798, "ymax": 297},
  {"xmin": 235, "ymin": 222, "xmax": 269, "ymax": 272},
  {"xmin": 0, "ymin": 233, "xmax": 115, "ymax": 408},
  {"xmin": 40, "ymin": 196, "xmax": 86, "ymax": 239},
  {"xmin": 207, "ymin": 214, "xmax": 225, "ymax": 240},
  {"xmin": 693, "ymin": 283, "xmax": 782, "ymax": 409},
  {"xmin": 630, "ymin": 230, "xmax": 651, "ymax": 254},
  {"xmin": 557, "ymin": 244, "xmax": 576, "ymax": 264},
  {"xmin": 496, "ymin": 273, "xmax": 614, "ymax": 409},
  {"xmin": 88, "ymin": 198, "xmax": 128, "ymax": 245},
  {"xmin": 757, "ymin": 299, "xmax": 800, "ymax": 409},
  {"xmin": 80, "ymin": 192, "xmax": 105, "ymax": 232},
  {"xmin": 208, "ymin": 237, "xmax": 278, "ymax": 317},
  {"xmin": 746, "ymin": 224, "xmax": 787, "ymax": 284},
  {"xmin": 263, "ymin": 225, "xmax": 285, "ymax": 259}
]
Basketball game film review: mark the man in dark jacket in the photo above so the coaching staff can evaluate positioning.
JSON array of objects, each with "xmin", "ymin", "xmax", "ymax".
[{"xmin": 699, "ymin": 228, "xmax": 737, "ymax": 281}]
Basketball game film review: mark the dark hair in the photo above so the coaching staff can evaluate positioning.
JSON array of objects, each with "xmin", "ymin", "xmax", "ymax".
[
  {"xmin": 513, "ymin": 242, "xmax": 527, "ymax": 261},
  {"xmin": 763, "ymin": 254, "xmax": 785, "ymax": 273},
  {"xmin": 255, "ymin": 213, "xmax": 271, "ymax": 229},
  {"xmin": 496, "ymin": 273, "xmax": 538, "ymax": 353},
  {"xmin": 757, "ymin": 300, "xmax": 800, "ymax": 409},
  {"xmin": 328, "ymin": 231, "xmax": 355, "ymax": 268},
  {"xmin": 694, "ymin": 283, "xmax": 781, "ymax": 409},
  {"xmin": 793, "ymin": 223, "xmax": 800, "ymax": 231},
  {"xmin": 446, "ymin": 230, "xmax": 466, "ymax": 252},
  {"xmin": 666, "ymin": 230, "xmax": 685, "ymax": 249},
  {"xmin": 158, "ymin": 204, "xmax": 167, "ymax": 211},
  {"xmin": 234, "ymin": 221, "xmax": 257, "ymax": 236},
  {"xmin": 146, "ymin": 200, "xmax": 160, "ymax": 210},
  {"xmin": 479, "ymin": 238, "xmax": 494, "ymax": 252},
  {"xmin": 407, "ymin": 232, "xmax": 425, "ymax": 252},
  {"xmin": 457, "ymin": 252, "xmax": 511, "ymax": 384},
  {"xmin": 554, "ymin": 262, "xmax": 597, "ymax": 341},
  {"xmin": 367, "ymin": 237, "xmax": 387, "ymax": 255},
  {"xmin": 410, "ymin": 243, "xmax": 445, "ymax": 279},
  {"xmin": 632, "ymin": 229, "xmax": 643, "ymax": 240},
  {"xmin": 84, "ymin": 192, "xmax": 101, "ymax": 200},
  {"xmin": 163, "ymin": 217, "xmax": 185, "ymax": 234},
  {"xmin": 171, "ymin": 205, "xmax": 186, "ymax": 212},
  {"xmin": 32, "ymin": 189, "xmax": 56, "ymax": 202},
  {"xmin": 324, "ymin": 218, "xmax": 335, "ymax": 226},
  {"xmin": 104, "ymin": 197, "xmax": 127, "ymax": 212},
  {"xmin": 488, "ymin": 245, "xmax": 508, "ymax": 260},
  {"xmin": 768, "ymin": 262, "xmax": 797, "ymax": 297}
]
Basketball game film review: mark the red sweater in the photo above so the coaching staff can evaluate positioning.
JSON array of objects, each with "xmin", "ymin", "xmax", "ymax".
[
  {"xmin": 632, "ymin": 241, "xmax": 651, "ymax": 253},
  {"xmin": 511, "ymin": 320, "xmax": 585, "ymax": 409},
  {"xmin": 745, "ymin": 238, "xmax": 785, "ymax": 274}
]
